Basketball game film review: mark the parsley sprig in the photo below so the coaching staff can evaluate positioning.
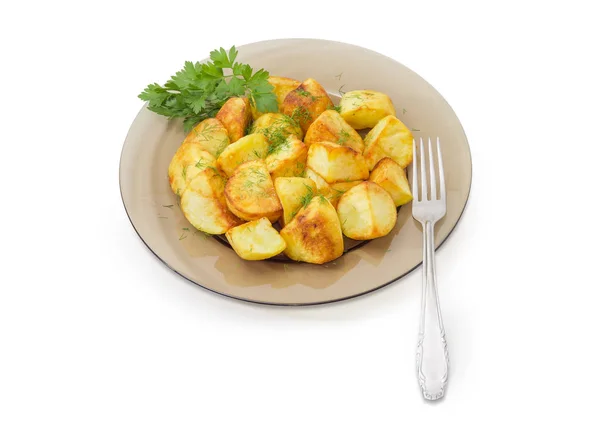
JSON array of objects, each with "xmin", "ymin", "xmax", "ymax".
[{"xmin": 138, "ymin": 46, "xmax": 278, "ymax": 132}]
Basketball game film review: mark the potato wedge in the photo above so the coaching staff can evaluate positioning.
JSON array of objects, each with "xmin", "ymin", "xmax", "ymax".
[
  {"xmin": 280, "ymin": 195, "xmax": 344, "ymax": 264},
  {"xmin": 251, "ymin": 112, "xmax": 303, "ymax": 142},
  {"xmin": 216, "ymin": 97, "xmax": 252, "ymax": 142},
  {"xmin": 274, "ymin": 177, "xmax": 317, "ymax": 227},
  {"xmin": 216, "ymin": 133, "xmax": 269, "ymax": 177},
  {"xmin": 306, "ymin": 141, "xmax": 369, "ymax": 183},
  {"xmin": 363, "ymin": 115, "xmax": 413, "ymax": 170},
  {"xmin": 182, "ymin": 118, "xmax": 230, "ymax": 157},
  {"xmin": 337, "ymin": 181, "xmax": 397, "ymax": 240},
  {"xmin": 304, "ymin": 110, "xmax": 364, "ymax": 153},
  {"xmin": 251, "ymin": 76, "xmax": 302, "ymax": 120},
  {"xmin": 327, "ymin": 181, "xmax": 362, "ymax": 208},
  {"xmin": 369, "ymin": 157, "xmax": 413, "ymax": 206},
  {"xmin": 280, "ymin": 78, "xmax": 333, "ymax": 133},
  {"xmin": 265, "ymin": 137, "xmax": 308, "ymax": 179},
  {"xmin": 180, "ymin": 167, "xmax": 242, "ymax": 234},
  {"xmin": 225, "ymin": 160, "xmax": 282, "ymax": 222},
  {"xmin": 225, "ymin": 217, "xmax": 286, "ymax": 260},
  {"xmin": 339, "ymin": 90, "xmax": 396, "ymax": 130},
  {"xmin": 168, "ymin": 143, "xmax": 216, "ymax": 196},
  {"xmin": 305, "ymin": 168, "xmax": 332, "ymax": 198}
]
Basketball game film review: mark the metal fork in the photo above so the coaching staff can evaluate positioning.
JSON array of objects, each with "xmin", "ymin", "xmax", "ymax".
[{"xmin": 412, "ymin": 137, "xmax": 449, "ymax": 401}]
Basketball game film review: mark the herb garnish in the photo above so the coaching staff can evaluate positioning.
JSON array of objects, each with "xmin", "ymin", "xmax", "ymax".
[{"xmin": 139, "ymin": 46, "xmax": 278, "ymax": 132}]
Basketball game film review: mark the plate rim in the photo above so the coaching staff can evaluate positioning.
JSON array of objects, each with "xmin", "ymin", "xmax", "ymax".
[{"xmin": 119, "ymin": 37, "xmax": 473, "ymax": 306}]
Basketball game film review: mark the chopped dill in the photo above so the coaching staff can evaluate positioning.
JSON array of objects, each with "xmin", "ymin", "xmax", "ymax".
[
  {"xmin": 299, "ymin": 185, "xmax": 314, "ymax": 208},
  {"xmin": 194, "ymin": 122, "xmax": 220, "ymax": 142},
  {"xmin": 283, "ymin": 264, "xmax": 290, "ymax": 271},
  {"xmin": 182, "ymin": 165, "xmax": 188, "ymax": 180},
  {"xmin": 195, "ymin": 159, "xmax": 208, "ymax": 169},
  {"xmin": 331, "ymin": 188, "xmax": 345, "ymax": 199},
  {"xmin": 179, "ymin": 233, "xmax": 188, "ymax": 240},
  {"xmin": 338, "ymin": 84, "xmax": 346, "ymax": 95},
  {"xmin": 182, "ymin": 228, "xmax": 190, "ymax": 231},
  {"xmin": 158, "ymin": 216, "xmax": 168, "ymax": 219},
  {"xmin": 336, "ymin": 130, "xmax": 351, "ymax": 145},
  {"xmin": 411, "ymin": 128, "xmax": 420, "ymax": 132},
  {"xmin": 162, "ymin": 204, "xmax": 174, "ymax": 208},
  {"xmin": 335, "ymin": 73, "xmax": 343, "ymax": 80},
  {"xmin": 296, "ymin": 89, "xmax": 311, "ymax": 98},
  {"xmin": 290, "ymin": 106, "xmax": 311, "ymax": 125},
  {"xmin": 332, "ymin": 104, "xmax": 342, "ymax": 113},
  {"xmin": 402, "ymin": 108, "xmax": 407, "ymax": 114}
]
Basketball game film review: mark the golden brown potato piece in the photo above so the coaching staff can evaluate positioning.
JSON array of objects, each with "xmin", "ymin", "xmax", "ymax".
[
  {"xmin": 363, "ymin": 115, "xmax": 413, "ymax": 170},
  {"xmin": 251, "ymin": 76, "xmax": 302, "ymax": 120},
  {"xmin": 250, "ymin": 112, "xmax": 303, "ymax": 142},
  {"xmin": 280, "ymin": 78, "xmax": 333, "ymax": 133},
  {"xmin": 216, "ymin": 97, "xmax": 252, "ymax": 142},
  {"xmin": 168, "ymin": 143, "xmax": 216, "ymax": 196},
  {"xmin": 306, "ymin": 141, "xmax": 369, "ymax": 184},
  {"xmin": 274, "ymin": 177, "xmax": 317, "ymax": 227},
  {"xmin": 225, "ymin": 160, "xmax": 282, "ymax": 222},
  {"xmin": 337, "ymin": 181, "xmax": 397, "ymax": 240},
  {"xmin": 280, "ymin": 195, "xmax": 344, "ymax": 264},
  {"xmin": 182, "ymin": 118, "xmax": 230, "ymax": 157},
  {"xmin": 180, "ymin": 168, "xmax": 242, "ymax": 234},
  {"xmin": 304, "ymin": 110, "xmax": 364, "ymax": 153},
  {"xmin": 216, "ymin": 133, "xmax": 269, "ymax": 177},
  {"xmin": 339, "ymin": 90, "xmax": 396, "ymax": 130},
  {"xmin": 369, "ymin": 157, "xmax": 413, "ymax": 206},
  {"xmin": 326, "ymin": 181, "xmax": 362, "ymax": 208},
  {"xmin": 265, "ymin": 137, "xmax": 308, "ymax": 179},
  {"xmin": 225, "ymin": 217, "xmax": 287, "ymax": 260}
]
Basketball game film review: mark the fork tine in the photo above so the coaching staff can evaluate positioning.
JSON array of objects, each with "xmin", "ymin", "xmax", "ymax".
[
  {"xmin": 437, "ymin": 137, "xmax": 445, "ymax": 201},
  {"xmin": 428, "ymin": 138, "xmax": 437, "ymax": 200},
  {"xmin": 420, "ymin": 138, "xmax": 427, "ymax": 201},
  {"xmin": 412, "ymin": 139, "xmax": 418, "ymax": 201}
]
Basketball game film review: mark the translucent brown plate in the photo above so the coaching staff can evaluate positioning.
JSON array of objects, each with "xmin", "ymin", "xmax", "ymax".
[{"xmin": 119, "ymin": 38, "xmax": 472, "ymax": 306}]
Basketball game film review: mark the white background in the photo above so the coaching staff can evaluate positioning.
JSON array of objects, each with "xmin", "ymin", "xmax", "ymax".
[{"xmin": 1, "ymin": 0, "xmax": 599, "ymax": 433}]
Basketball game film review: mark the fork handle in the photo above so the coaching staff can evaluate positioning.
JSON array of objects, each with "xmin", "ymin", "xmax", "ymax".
[{"xmin": 416, "ymin": 221, "xmax": 449, "ymax": 400}]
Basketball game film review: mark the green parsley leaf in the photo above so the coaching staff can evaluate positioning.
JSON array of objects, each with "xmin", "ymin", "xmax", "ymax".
[{"xmin": 139, "ymin": 46, "xmax": 277, "ymax": 132}]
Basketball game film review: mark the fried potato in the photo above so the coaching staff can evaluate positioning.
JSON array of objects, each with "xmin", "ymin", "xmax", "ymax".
[
  {"xmin": 180, "ymin": 167, "xmax": 242, "ymax": 234},
  {"xmin": 369, "ymin": 157, "xmax": 413, "ymax": 206},
  {"xmin": 363, "ymin": 115, "xmax": 413, "ymax": 170},
  {"xmin": 326, "ymin": 181, "xmax": 362, "ymax": 208},
  {"xmin": 304, "ymin": 110, "xmax": 364, "ymax": 153},
  {"xmin": 216, "ymin": 133, "xmax": 269, "ymax": 177},
  {"xmin": 225, "ymin": 217, "xmax": 286, "ymax": 260},
  {"xmin": 280, "ymin": 78, "xmax": 333, "ymax": 133},
  {"xmin": 225, "ymin": 160, "xmax": 282, "ymax": 222},
  {"xmin": 337, "ymin": 181, "xmax": 397, "ymax": 240},
  {"xmin": 280, "ymin": 195, "xmax": 344, "ymax": 264},
  {"xmin": 250, "ymin": 112, "xmax": 303, "ymax": 142},
  {"xmin": 274, "ymin": 177, "xmax": 317, "ymax": 226},
  {"xmin": 168, "ymin": 143, "xmax": 216, "ymax": 196},
  {"xmin": 265, "ymin": 137, "xmax": 308, "ymax": 179},
  {"xmin": 305, "ymin": 168, "xmax": 332, "ymax": 198},
  {"xmin": 306, "ymin": 141, "xmax": 369, "ymax": 184},
  {"xmin": 216, "ymin": 97, "xmax": 252, "ymax": 142},
  {"xmin": 339, "ymin": 90, "xmax": 396, "ymax": 130},
  {"xmin": 250, "ymin": 76, "xmax": 302, "ymax": 120},
  {"xmin": 182, "ymin": 118, "xmax": 230, "ymax": 157}
]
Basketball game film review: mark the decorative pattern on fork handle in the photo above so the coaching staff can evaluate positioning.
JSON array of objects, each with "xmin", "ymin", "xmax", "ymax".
[{"xmin": 412, "ymin": 138, "xmax": 449, "ymax": 401}]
